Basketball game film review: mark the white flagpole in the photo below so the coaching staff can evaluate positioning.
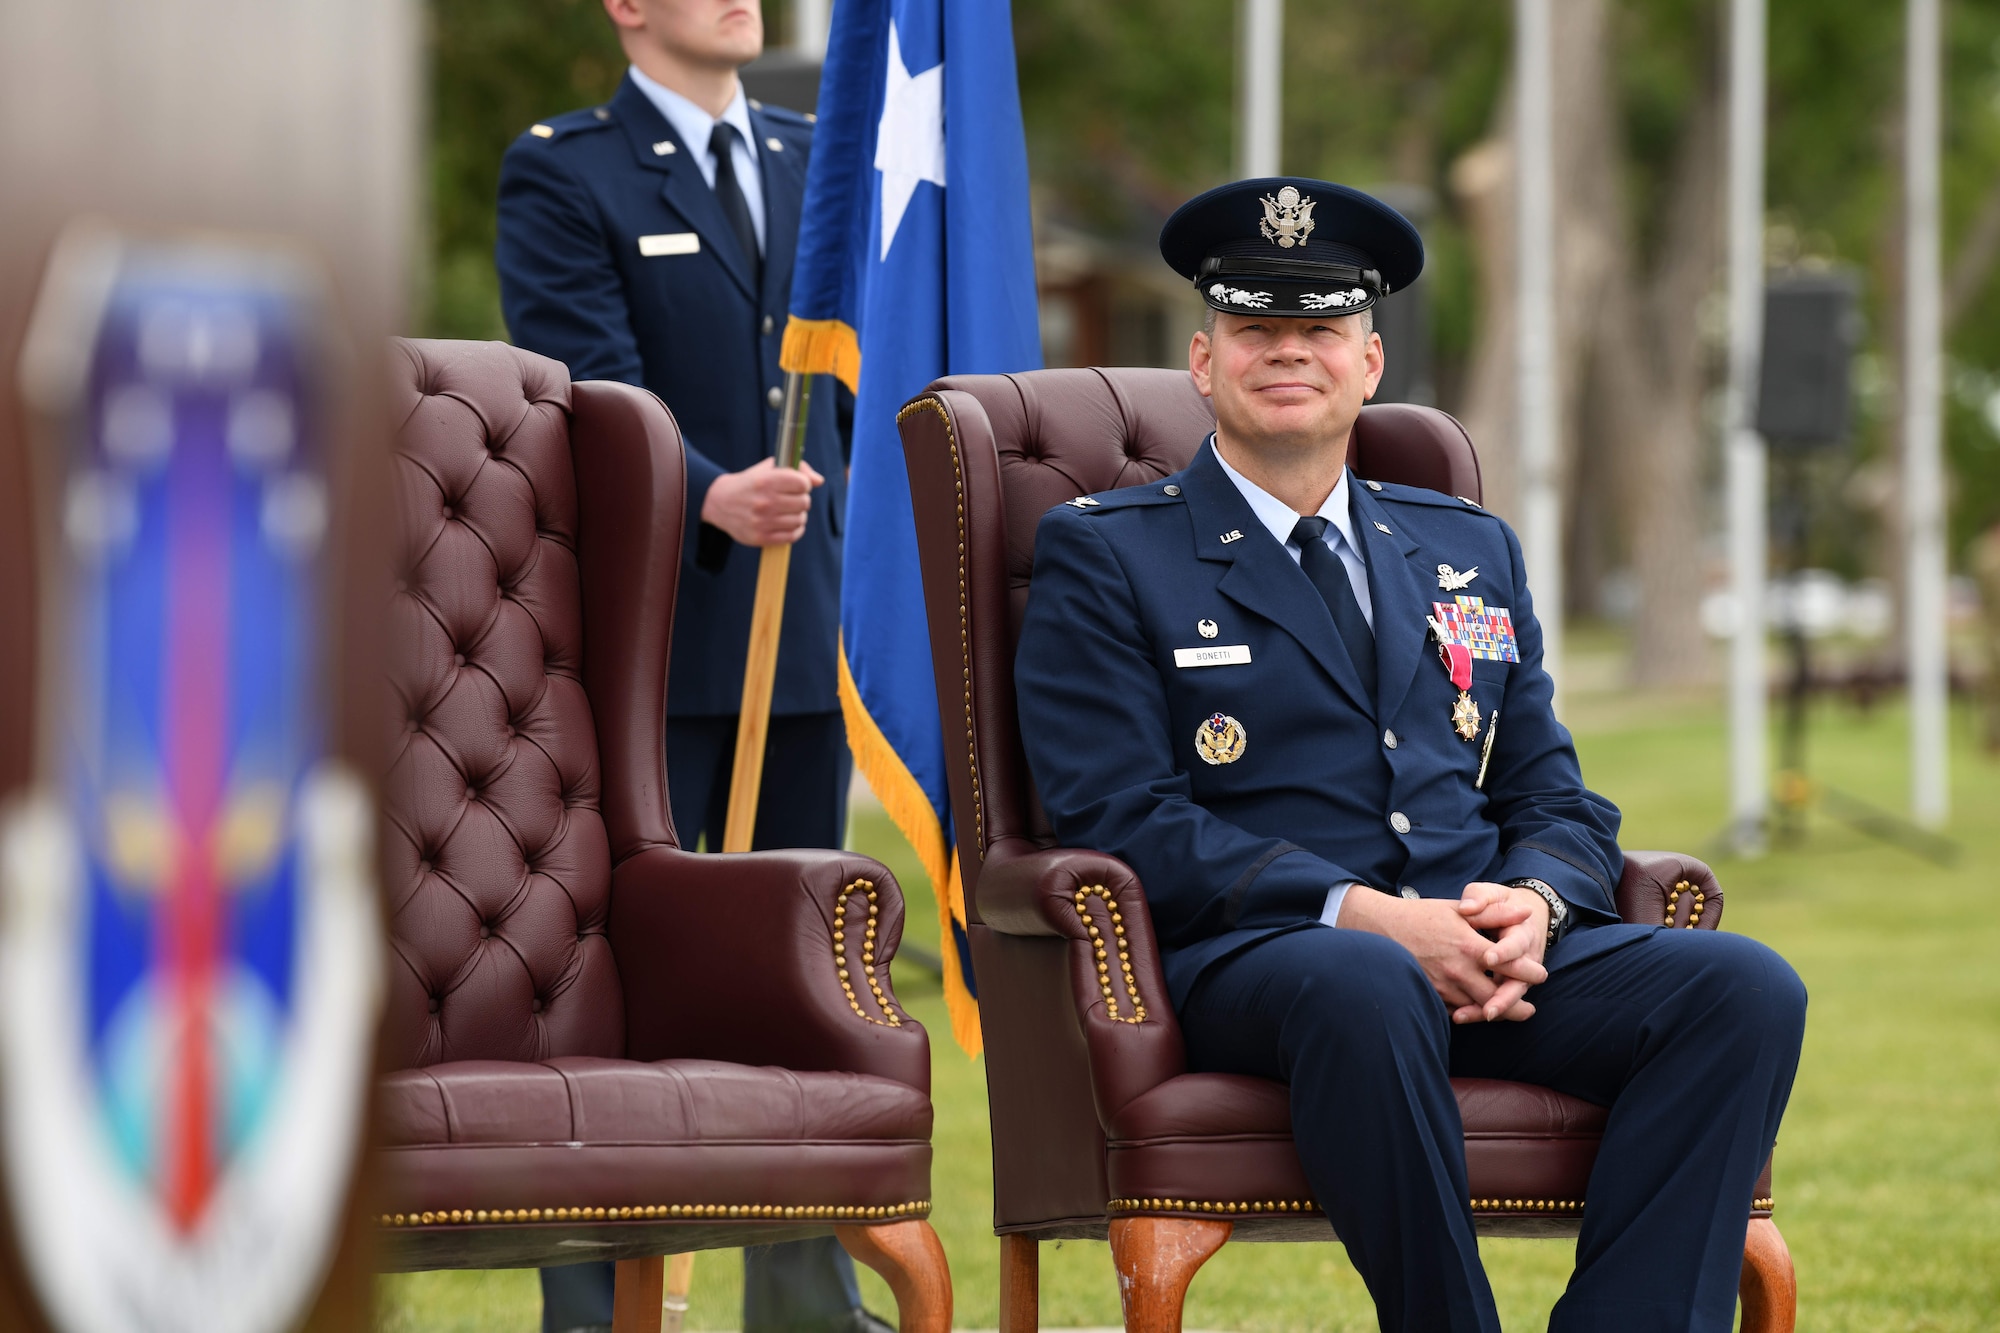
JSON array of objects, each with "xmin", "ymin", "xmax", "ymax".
[
  {"xmin": 1904, "ymin": 0, "xmax": 1950, "ymax": 826},
  {"xmin": 1237, "ymin": 0, "xmax": 1282, "ymax": 178},
  {"xmin": 1724, "ymin": 0, "xmax": 1769, "ymax": 854},
  {"xmin": 792, "ymin": 0, "xmax": 830, "ymax": 59},
  {"xmin": 1514, "ymin": 0, "xmax": 1562, "ymax": 703}
]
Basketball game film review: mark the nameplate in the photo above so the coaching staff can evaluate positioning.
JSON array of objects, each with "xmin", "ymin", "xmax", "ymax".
[
  {"xmin": 1174, "ymin": 644, "xmax": 1252, "ymax": 668},
  {"xmin": 638, "ymin": 232, "xmax": 700, "ymax": 257}
]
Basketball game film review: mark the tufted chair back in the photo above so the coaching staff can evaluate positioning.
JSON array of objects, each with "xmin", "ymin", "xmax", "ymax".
[
  {"xmin": 382, "ymin": 339, "xmax": 681, "ymax": 1070},
  {"xmin": 900, "ymin": 367, "xmax": 1483, "ymax": 910}
]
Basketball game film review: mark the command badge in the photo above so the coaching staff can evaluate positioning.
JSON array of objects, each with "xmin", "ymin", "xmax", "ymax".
[
  {"xmin": 1196, "ymin": 712, "xmax": 1247, "ymax": 765},
  {"xmin": 1259, "ymin": 185, "xmax": 1316, "ymax": 248}
]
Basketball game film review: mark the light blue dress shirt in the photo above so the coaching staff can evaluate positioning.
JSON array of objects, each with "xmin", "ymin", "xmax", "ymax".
[
  {"xmin": 627, "ymin": 66, "xmax": 766, "ymax": 255},
  {"xmin": 1209, "ymin": 436, "xmax": 1375, "ymax": 926}
]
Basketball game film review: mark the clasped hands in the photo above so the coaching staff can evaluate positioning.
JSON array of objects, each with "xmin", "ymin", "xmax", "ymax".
[{"xmin": 1339, "ymin": 882, "xmax": 1550, "ymax": 1024}]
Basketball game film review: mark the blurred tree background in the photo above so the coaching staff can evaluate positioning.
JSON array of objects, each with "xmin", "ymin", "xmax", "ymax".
[{"xmin": 423, "ymin": 0, "xmax": 2000, "ymax": 681}]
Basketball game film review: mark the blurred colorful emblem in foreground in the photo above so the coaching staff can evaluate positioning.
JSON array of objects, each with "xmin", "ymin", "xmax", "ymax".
[{"xmin": 1, "ymin": 227, "xmax": 379, "ymax": 1333}]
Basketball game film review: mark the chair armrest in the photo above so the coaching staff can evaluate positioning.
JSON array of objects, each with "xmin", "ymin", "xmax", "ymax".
[
  {"xmin": 980, "ymin": 846, "xmax": 1186, "ymax": 1122},
  {"xmin": 1615, "ymin": 850, "xmax": 1724, "ymax": 930},
  {"xmin": 607, "ymin": 844, "xmax": 930, "ymax": 1094}
]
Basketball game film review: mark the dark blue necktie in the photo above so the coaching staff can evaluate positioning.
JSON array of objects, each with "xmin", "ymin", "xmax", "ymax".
[
  {"xmin": 1291, "ymin": 515, "xmax": 1377, "ymax": 701},
  {"xmin": 709, "ymin": 122, "xmax": 762, "ymax": 285}
]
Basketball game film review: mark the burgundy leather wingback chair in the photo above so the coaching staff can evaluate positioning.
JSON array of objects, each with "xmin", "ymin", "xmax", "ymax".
[
  {"xmin": 375, "ymin": 339, "xmax": 950, "ymax": 1332},
  {"xmin": 896, "ymin": 368, "xmax": 1794, "ymax": 1332}
]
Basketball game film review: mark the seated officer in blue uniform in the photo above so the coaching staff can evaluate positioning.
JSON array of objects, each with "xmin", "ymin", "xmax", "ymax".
[
  {"xmin": 1014, "ymin": 179, "xmax": 1808, "ymax": 1333},
  {"xmin": 494, "ymin": 1, "xmax": 878, "ymax": 1331}
]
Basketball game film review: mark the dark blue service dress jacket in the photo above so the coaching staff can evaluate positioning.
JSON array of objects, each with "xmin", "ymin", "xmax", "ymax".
[
  {"xmin": 497, "ymin": 74, "xmax": 845, "ymax": 717},
  {"xmin": 1015, "ymin": 440, "xmax": 1627, "ymax": 1009}
]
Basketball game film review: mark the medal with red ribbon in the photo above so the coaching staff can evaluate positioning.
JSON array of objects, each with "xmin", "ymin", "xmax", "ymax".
[{"xmin": 1437, "ymin": 638, "xmax": 1482, "ymax": 741}]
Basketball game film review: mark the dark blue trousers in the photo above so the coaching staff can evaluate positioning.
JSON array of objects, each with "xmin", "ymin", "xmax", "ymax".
[
  {"xmin": 540, "ymin": 713, "xmax": 862, "ymax": 1333},
  {"xmin": 1179, "ymin": 922, "xmax": 1807, "ymax": 1333}
]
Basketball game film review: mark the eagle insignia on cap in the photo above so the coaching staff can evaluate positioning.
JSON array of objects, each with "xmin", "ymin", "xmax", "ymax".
[
  {"xmin": 1208, "ymin": 284, "xmax": 1273, "ymax": 309},
  {"xmin": 1259, "ymin": 186, "xmax": 1316, "ymax": 248}
]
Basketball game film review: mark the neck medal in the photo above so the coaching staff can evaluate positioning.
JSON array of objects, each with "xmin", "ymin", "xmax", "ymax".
[{"xmin": 1438, "ymin": 639, "xmax": 1481, "ymax": 740}]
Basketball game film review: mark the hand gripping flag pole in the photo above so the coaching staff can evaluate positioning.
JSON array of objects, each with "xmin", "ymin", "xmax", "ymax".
[{"xmin": 721, "ymin": 370, "xmax": 813, "ymax": 856}]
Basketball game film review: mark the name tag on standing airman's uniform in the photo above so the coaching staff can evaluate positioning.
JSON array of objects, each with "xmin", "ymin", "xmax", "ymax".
[
  {"xmin": 638, "ymin": 233, "xmax": 701, "ymax": 257},
  {"xmin": 1174, "ymin": 644, "xmax": 1252, "ymax": 668}
]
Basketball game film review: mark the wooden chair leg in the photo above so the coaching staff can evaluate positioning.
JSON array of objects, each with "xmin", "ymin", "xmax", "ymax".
[
  {"xmin": 660, "ymin": 1253, "xmax": 695, "ymax": 1333},
  {"xmin": 1739, "ymin": 1217, "xmax": 1797, "ymax": 1333},
  {"xmin": 1107, "ymin": 1217, "xmax": 1232, "ymax": 1333},
  {"xmin": 835, "ymin": 1219, "xmax": 953, "ymax": 1333},
  {"xmin": 611, "ymin": 1255, "xmax": 665, "ymax": 1333},
  {"xmin": 999, "ymin": 1233, "xmax": 1038, "ymax": 1333}
]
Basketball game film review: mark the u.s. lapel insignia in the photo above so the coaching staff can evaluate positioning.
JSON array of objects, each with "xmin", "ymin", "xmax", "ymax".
[
  {"xmin": 1258, "ymin": 185, "xmax": 1316, "ymax": 249},
  {"xmin": 1196, "ymin": 712, "xmax": 1247, "ymax": 765},
  {"xmin": 1219, "ymin": 529, "xmax": 1244, "ymax": 544},
  {"xmin": 1437, "ymin": 563, "xmax": 1479, "ymax": 591}
]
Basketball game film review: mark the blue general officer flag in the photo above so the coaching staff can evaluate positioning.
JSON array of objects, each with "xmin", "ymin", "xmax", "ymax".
[{"xmin": 781, "ymin": 0, "xmax": 1041, "ymax": 1055}]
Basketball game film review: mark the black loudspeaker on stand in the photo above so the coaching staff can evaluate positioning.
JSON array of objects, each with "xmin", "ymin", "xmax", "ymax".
[{"xmin": 1750, "ymin": 271, "xmax": 1956, "ymax": 865}]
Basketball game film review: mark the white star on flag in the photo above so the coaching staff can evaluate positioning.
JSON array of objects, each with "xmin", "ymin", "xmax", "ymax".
[{"xmin": 873, "ymin": 21, "xmax": 944, "ymax": 261}]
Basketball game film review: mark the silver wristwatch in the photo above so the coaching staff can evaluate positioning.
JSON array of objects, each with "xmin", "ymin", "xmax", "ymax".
[{"xmin": 1509, "ymin": 878, "xmax": 1569, "ymax": 948}]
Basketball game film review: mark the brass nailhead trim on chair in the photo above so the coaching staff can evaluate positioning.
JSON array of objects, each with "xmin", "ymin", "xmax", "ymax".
[
  {"xmin": 378, "ymin": 1200, "xmax": 933, "ymax": 1228},
  {"xmin": 896, "ymin": 396, "xmax": 983, "ymax": 858},
  {"xmin": 1108, "ymin": 1195, "xmax": 1772, "ymax": 1219},
  {"xmin": 1072, "ymin": 886, "xmax": 1147, "ymax": 1023},
  {"xmin": 1664, "ymin": 879, "xmax": 1706, "ymax": 928},
  {"xmin": 1107, "ymin": 1197, "xmax": 1321, "ymax": 1216},
  {"xmin": 833, "ymin": 878, "xmax": 904, "ymax": 1026}
]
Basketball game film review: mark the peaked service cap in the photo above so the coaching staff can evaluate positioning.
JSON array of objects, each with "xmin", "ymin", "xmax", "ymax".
[{"xmin": 1160, "ymin": 177, "xmax": 1424, "ymax": 319}]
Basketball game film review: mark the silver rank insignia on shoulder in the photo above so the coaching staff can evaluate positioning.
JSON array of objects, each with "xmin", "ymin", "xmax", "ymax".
[
  {"xmin": 1196, "ymin": 712, "xmax": 1247, "ymax": 765},
  {"xmin": 1066, "ymin": 495, "xmax": 1101, "ymax": 508},
  {"xmin": 1197, "ymin": 618, "xmax": 1219, "ymax": 639},
  {"xmin": 1219, "ymin": 529, "xmax": 1244, "ymax": 544},
  {"xmin": 1259, "ymin": 185, "xmax": 1316, "ymax": 249},
  {"xmin": 1436, "ymin": 564, "xmax": 1479, "ymax": 591}
]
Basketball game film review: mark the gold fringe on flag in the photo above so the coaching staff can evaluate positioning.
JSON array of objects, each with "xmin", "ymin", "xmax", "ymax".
[
  {"xmin": 837, "ymin": 639, "xmax": 982, "ymax": 1057},
  {"xmin": 780, "ymin": 316, "xmax": 863, "ymax": 395}
]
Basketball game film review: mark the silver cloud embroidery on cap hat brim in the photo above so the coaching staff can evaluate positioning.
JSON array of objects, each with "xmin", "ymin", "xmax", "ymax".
[
  {"xmin": 1300, "ymin": 289, "xmax": 1371, "ymax": 310},
  {"xmin": 1208, "ymin": 284, "xmax": 1273, "ymax": 308}
]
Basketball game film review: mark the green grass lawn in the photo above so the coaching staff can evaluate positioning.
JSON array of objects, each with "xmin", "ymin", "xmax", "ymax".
[{"xmin": 379, "ymin": 689, "xmax": 2000, "ymax": 1330}]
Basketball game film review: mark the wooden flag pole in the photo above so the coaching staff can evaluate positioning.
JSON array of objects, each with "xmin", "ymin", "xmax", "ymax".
[
  {"xmin": 722, "ymin": 369, "xmax": 814, "ymax": 856},
  {"xmin": 657, "ymin": 369, "xmax": 812, "ymax": 1333}
]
